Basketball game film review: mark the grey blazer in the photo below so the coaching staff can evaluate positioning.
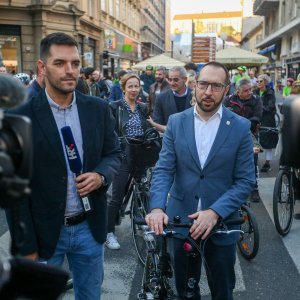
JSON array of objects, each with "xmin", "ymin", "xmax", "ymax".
[{"xmin": 153, "ymin": 89, "xmax": 192, "ymax": 125}]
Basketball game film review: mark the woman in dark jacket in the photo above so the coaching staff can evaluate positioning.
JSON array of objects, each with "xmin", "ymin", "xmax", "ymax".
[
  {"xmin": 254, "ymin": 74, "xmax": 278, "ymax": 172},
  {"xmin": 106, "ymin": 73, "xmax": 151, "ymax": 249}
]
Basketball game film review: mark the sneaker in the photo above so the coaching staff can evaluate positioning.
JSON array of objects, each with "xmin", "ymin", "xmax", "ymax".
[
  {"xmin": 250, "ymin": 190, "xmax": 261, "ymax": 202},
  {"xmin": 260, "ymin": 163, "xmax": 271, "ymax": 172},
  {"xmin": 106, "ymin": 232, "xmax": 120, "ymax": 250}
]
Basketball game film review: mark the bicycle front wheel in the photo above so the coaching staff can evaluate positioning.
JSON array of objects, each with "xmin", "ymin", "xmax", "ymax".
[
  {"xmin": 131, "ymin": 190, "xmax": 156, "ymax": 265},
  {"xmin": 273, "ymin": 169, "xmax": 294, "ymax": 236},
  {"xmin": 237, "ymin": 204, "xmax": 259, "ymax": 260}
]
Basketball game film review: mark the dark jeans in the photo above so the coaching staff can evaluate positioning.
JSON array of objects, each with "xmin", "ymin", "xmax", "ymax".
[
  {"xmin": 107, "ymin": 158, "xmax": 130, "ymax": 233},
  {"xmin": 169, "ymin": 237, "xmax": 236, "ymax": 300}
]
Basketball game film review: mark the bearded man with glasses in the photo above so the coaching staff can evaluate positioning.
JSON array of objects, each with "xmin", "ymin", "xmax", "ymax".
[{"xmin": 146, "ymin": 61, "xmax": 255, "ymax": 300}]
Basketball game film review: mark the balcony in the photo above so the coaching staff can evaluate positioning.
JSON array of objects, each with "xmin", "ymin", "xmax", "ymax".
[{"xmin": 254, "ymin": 0, "xmax": 280, "ymax": 15}]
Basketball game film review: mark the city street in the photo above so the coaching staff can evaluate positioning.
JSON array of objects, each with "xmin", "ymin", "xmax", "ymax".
[{"xmin": 0, "ymin": 157, "xmax": 300, "ymax": 299}]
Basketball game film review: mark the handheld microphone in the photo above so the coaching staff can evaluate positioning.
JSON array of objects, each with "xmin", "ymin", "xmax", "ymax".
[{"xmin": 61, "ymin": 126, "xmax": 92, "ymax": 212}]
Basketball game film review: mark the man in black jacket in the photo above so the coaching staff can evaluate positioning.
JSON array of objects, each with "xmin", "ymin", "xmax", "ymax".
[
  {"xmin": 223, "ymin": 78, "xmax": 263, "ymax": 202},
  {"xmin": 6, "ymin": 32, "xmax": 121, "ymax": 300}
]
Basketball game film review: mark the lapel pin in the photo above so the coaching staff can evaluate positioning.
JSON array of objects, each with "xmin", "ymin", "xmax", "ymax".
[{"xmin": 226, "ymin": 121, "xmax": 230, "ymax": 125}]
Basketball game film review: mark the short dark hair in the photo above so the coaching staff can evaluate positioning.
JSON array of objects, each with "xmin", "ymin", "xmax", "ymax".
[
  {"xmin": 84, "ymin": 67, "xmax": 95, "ymax": 77},
  {"xmin": 40, "ymin": 32, "xmax": 78, "ymax": 61},
  {"xmin": 197, "ymin": 61, "xmax": 229, "ymax": 85},
  {"xmin": 118, "ymin": 70, "xmax": 127, "ymax": 79},
  {"xmin": 184, "ymin": 62, "xmax": 197, "ymax": 71}
]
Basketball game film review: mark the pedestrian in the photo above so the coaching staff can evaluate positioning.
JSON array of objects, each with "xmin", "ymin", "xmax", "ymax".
[
  {"xmin": 108, "ymin": 70, "xmax": 127, "ymax": 102},
  {"xmin": 140, "ymin": 65, "xmax": 155, "ymax": 94},
  {"xmin": 223, "ymin": 78, "xmax": 263, "ymax": 202},
  {"xmin": 148, "ymin": 66, "xmax": 170, "ymax": 116},
  {"xmin": 282, "ymin": 78, "xmax": 294, "ymax": 98},
  {"xmin": 253, "ymin": 74, "xmax": 278, "ymax": 172},
  {"xmin": 76, "ymin": 67, "xmax": 89, "ymax": 95},
  {"xmin": 6, "ymin": 32, "xmax": 121, "ymax": 300},
  {"xmin": 146, "ymin": 61, "xmax": 255, "ymax": 300},
  {"xmin": 148, "ymin": 66, "xmax": 192, "ymax": 133},
  {"xmin": 106, "ymin": 73, "xmax": 151, "ymax": 250},
  {"xmin": 85, "ymin": 67, "xmax": 101, "ymax": 97},
  {"xmin": 27, "ymin": 66, "xmax": 45, "ymax": 99}
]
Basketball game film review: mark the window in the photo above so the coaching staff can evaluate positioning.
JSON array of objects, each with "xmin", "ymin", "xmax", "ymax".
[
  {"xmin": 116, "ymin": 0, "xmax": 120, "ymax": 19},
  {"xmin": 101, "ymin": 0, "xmax": 106, "ymax": 11},
  {"xmin": 109, "ymin": 0, "xmax": 114, "ymax": 16},
  {"xmin": 0, "ymin": 25, "xmax": 21, "ymax": 73}
]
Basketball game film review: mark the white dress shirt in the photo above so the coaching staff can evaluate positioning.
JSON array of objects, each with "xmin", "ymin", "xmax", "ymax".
[{"xmin": 193, "ymin": 104, "xmax": 223, "ymax": 211}]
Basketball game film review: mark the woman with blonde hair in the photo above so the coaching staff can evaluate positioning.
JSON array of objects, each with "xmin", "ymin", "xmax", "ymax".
[{"xmin": 253, "ymin": 74, "xmax": 278, "ymax": 172}]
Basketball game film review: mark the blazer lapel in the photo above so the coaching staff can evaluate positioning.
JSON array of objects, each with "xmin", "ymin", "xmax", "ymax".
[
  {"xmin": 76, "ymin": 94, "xmax": 96, "ymax": 170},
  {"xmin": 182, "ymin": 108, "xmax": 202, "ymax": 171},
  {"xmin": 33, "ymin": 90, "xmax": 66, "ymax": 168},
  {"xmin": 168, "ymin": 91, "xmax": 178, "ymax": 114},
  {"xmin": 203, "ymin": 107, "xmax": 234, "ymax": 169}
]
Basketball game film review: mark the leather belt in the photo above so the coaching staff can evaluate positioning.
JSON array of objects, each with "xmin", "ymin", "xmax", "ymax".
[{"xmin": 63, "ymin": 212, "xmax": 86, "ymax": 226}]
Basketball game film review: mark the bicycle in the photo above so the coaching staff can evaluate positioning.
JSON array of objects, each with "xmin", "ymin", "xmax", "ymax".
[
  {"xmin": 237, "ymin": 203, "xmax": 259, "ymax": 260},
  {"xmin": 273, "ymin": 166, "xmax": 300, "ymax": 236},
  {"xmin": 135, "ymin": 215, "xmax": 247, "ymax": 300},
  {"xmin": 117, "ymin": 130, "xmax": 162, "ymax": 265}
]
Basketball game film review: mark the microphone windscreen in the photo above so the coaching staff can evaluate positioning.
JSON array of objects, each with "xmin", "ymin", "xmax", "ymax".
[
  {"xmin": 0, "ymin": 257, "xmax": 69, "ymax": 300},
  {"xmin": 61, "ymin": 125, "xmax": 82, "ymax": 175}
]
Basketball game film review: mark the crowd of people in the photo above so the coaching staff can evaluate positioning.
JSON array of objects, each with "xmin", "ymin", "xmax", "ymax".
[{"xmin": 1, "ymin": 31, "xmax": 300, "ymax": 300}]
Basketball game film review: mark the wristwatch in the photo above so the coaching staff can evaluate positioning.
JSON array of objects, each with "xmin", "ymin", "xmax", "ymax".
[{"xmin": 100, "ymin": 174, "xmax": 107, "ymax": 187}]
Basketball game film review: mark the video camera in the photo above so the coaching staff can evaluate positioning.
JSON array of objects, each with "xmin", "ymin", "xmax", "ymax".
[{"xmin": 0, "ymin": 74, "xmax": 69, "ymax": 299}]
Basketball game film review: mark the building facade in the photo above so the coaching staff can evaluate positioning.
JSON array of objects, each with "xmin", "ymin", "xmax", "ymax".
[
  {"xmin": 254, "ymin": 0, "xmax": 300, "ymax": 81},
  {"xmin": 139, "ymin": 0, "xmax": 166, "ymax": 60},
  {"xmin": 0, "ymin": 0, "xmax": 167, "ymax": 76}
]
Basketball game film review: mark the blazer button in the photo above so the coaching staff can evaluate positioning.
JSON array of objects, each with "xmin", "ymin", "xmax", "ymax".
[{"xmin": 200, "ymin": 175, "xmax": 204, "ymax": 179}]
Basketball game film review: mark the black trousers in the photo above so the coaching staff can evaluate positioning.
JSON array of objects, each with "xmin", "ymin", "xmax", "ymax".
[{"xmin": 169, "ymin": 237, "xmax": 236, "ymax": 300}]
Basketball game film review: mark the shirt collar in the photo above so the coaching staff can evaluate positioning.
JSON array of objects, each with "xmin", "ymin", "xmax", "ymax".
[
  {"xmin": 193, "ymin": 104, "xmax": 223, "ymax": 122},
  {"xmin": 45, "ymin": 89, "xmax": 76, "ymax": 111},
  {"xmin": 173, "ymin": 87, "xmax": 188, "ymax": 97}
]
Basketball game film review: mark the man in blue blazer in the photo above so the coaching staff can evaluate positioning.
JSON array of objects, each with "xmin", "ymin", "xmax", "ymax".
[
  {"xmin": 146, "ymin": 62, "xmax": 255, "ymax": 299},
  {"xmin": 7, "ymin": 33, "xmax": 121, "ymax": 300},
  {"xmin": 149, "ymin": 66, "xmax": 192, "ymax": 132}
]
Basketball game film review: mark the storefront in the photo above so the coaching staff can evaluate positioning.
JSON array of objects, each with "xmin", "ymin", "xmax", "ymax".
[
  {"xmin": 102, "ymin": 29, "xmax": 141, "ymax": 77},
  {"xmin": 285, "ymin": 56, "xmax": 300, "ymax": 80},
  {"xmin": 0, "ymin": 25, "xmax": 22, "ymax": 73}
]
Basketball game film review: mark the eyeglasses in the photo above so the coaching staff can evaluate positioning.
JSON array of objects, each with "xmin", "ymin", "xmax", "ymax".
[
  {"xmin": 196, "ymin": 81, "xmax": 226, "ymax": 92},
  {"xmin": 168, "ymin": 78, "xmax": 180, "ymax": 82}
]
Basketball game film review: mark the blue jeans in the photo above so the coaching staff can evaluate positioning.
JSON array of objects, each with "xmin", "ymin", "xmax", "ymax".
[{"xmin": 40, "ymin": 220, "xmax": 104, "ymax": 300}]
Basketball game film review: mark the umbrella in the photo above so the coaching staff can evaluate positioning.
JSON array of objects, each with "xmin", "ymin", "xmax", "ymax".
[
  {"xmin": 216, "ymin": 47, "xmax": 268, "ymax": 67},
  {"xmin": 132, "ymin": 54, "xmax": 185, "ymax": 70}
]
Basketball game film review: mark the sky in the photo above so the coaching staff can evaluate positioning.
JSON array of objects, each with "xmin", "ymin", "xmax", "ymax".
[{"xmin": 170, "ymin": 0, "xmax": 243, "ymax": 17}]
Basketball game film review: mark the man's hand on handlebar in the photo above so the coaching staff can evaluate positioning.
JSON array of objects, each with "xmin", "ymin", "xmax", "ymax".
[
  {"xmin": 146, "ymin": 208, "xmax": 169, "ymax": 235},
  {"xmin": 188, "ymin": 209, "xmax": 219, "ymax": 240}
]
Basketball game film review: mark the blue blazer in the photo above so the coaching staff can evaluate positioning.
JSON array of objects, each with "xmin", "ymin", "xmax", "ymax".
[
  {"xmin": 150, "ymin": 106, "xmax": 255, "ymax": 245},
  {"xmin": 8, "ymin": 90, "xmax": 122, "ymax": 258}
]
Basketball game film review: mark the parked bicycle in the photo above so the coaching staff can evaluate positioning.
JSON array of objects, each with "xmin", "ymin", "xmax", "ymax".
[
  {"xmin": 273, "ymin": 166, "xmax": 300, "ymax": 236},
  {"xmin": 136, "ymin": 205, "xmax": 259, "ymax": 300}
]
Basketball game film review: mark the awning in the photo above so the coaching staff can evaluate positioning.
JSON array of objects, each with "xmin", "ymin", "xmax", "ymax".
[{"xmin": 258, "ymin": 44, "xmax": 276, "ymax": 55}]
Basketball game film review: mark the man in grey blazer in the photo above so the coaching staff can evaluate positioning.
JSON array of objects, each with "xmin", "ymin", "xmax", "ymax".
[
  {"xmin": 146, "ymin": 62, "xmax": 255, "ymax": 299},
  {"xmin": 148, "ymin": 66, "xmax": 192, "ymax": 132}
]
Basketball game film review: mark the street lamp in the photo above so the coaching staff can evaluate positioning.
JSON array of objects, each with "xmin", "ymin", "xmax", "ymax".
[
  {"xmin": 170, "ymin": 34, "xmax": 176, "ymax": 58},
  {"xmin": 220, "ymin": 32, "xmax": 228, "ymax": 50}
]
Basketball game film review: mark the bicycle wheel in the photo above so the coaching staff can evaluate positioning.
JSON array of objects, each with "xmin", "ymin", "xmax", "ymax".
[
  {"xmin": 131, "ymin": 189, "xmax": 156, "ymax": 265},
  {"xmin": 273, "ymin": 169, "xmax": 294, "ymax": 236},
  {"xmin": 237, "ymin": 204, "xmax": 259, "ymax": 260},
  {"xmin": 275, "ymin": 112, "xmax": 281, "ymax": 128}
]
